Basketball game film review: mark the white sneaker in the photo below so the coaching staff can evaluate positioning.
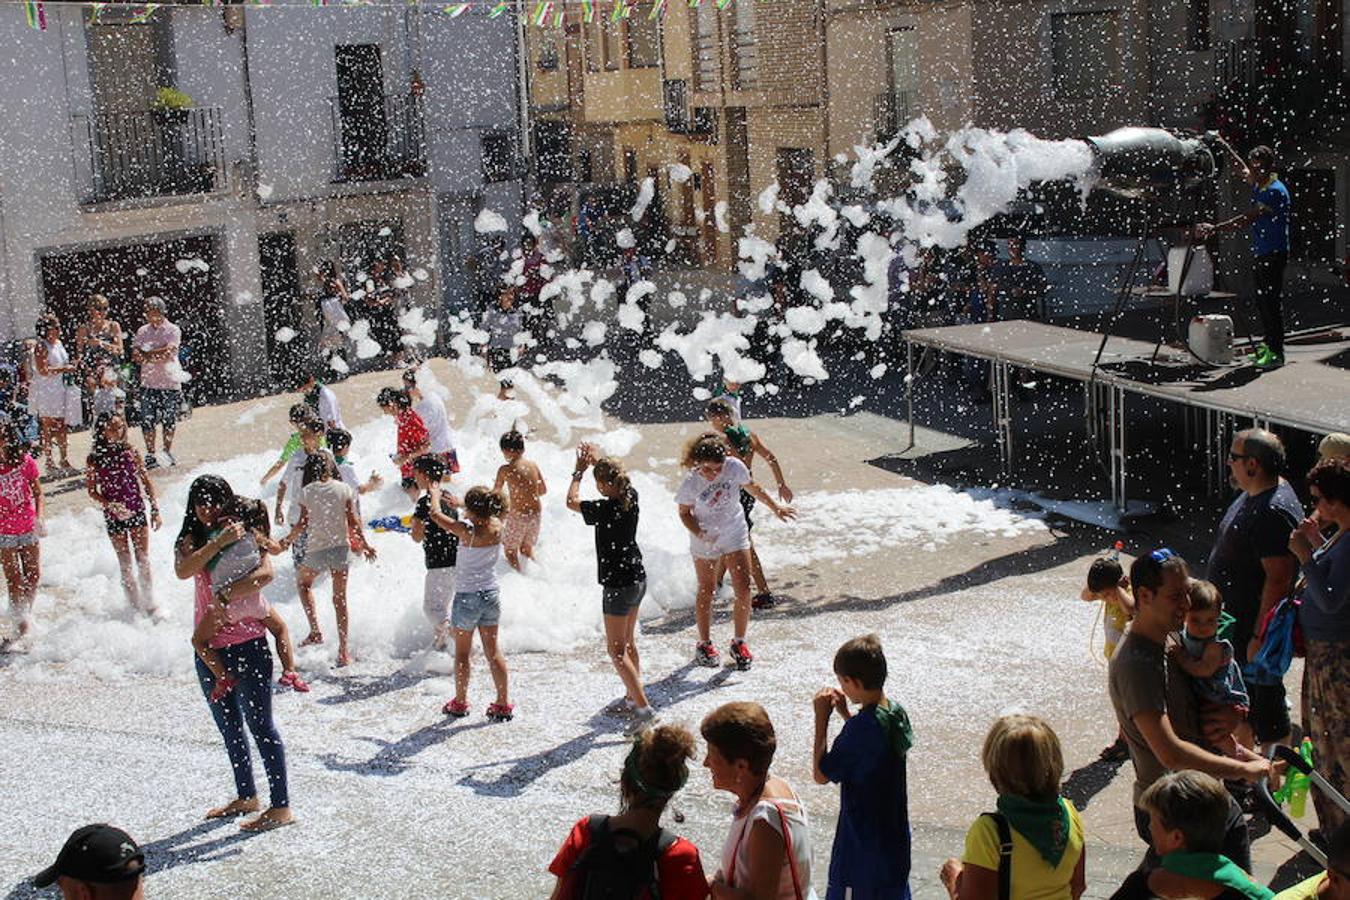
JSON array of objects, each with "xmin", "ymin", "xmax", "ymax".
[{"xmin": 162, "ymin": 450, "xmax": 177, "ymax": 467}]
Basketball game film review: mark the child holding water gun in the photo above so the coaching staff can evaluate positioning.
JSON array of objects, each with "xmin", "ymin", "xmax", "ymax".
[{"xmin": 1082, "ymin": 547, "xmax": 1135, "ymax": 761}]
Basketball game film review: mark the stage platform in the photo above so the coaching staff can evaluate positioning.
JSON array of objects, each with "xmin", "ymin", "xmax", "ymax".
[{"xmin": 902, "ymin": 320, "xmax": 1350, "ymax": 510}]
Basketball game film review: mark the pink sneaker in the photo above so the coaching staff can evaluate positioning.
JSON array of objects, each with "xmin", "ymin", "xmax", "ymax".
[
  {"xmin": 486, "ymin": 702, "xmax": 515, "ymax": 722},
  {"xmin": 443, "ymin": 698, "xmax": 470, "ymax": 718}
]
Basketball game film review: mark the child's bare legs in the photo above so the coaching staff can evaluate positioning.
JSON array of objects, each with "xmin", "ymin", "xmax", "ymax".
[
  {"xmin": 1, "ymin": 546, "xmax": 38, "ymax": 637},
  {"xmin": 604, "ymin": 612, "xmax": 647, "ymax": 707},
  {"xmin": 296, "ymin": 566, "xmax": 322, "ymax": 645},
  {"xmin": 331, "ymin": 568, "xmax": 351, "ymax": 666},
  {"xmin": 504, "ymin": 547, "xmax": 523, "ymax": 572},
  {"xmin": 693, "ymin": 557, "xmax": 718, "ymax": 643},
  {"xmin": 452, "ymin": 628, "xmax": 473, "ymax": 704},
  {"xmin": 478, "ymin": 625, "xmax": 509, "ymax": 706},
  {"xmin": 107, "ymin": 530, "xmax": 142, "ymax": 610},
  {"xmin": 725, "ymin": 549, "xmax": 753, "ymax": 641},
  {"xmin": 747, "ymin": 542, "xmax": 771, "ymax": 596},
  {"xmin": 191, "ymin": 605, "xmax": 230, "ymax": 683},
  {"xmin": 130, "ymin": 525, "xmax": 154, "ymax": 612},
  {"xmin": 264, "ymin": 609, "xmax": 298, "ymax": 673}
]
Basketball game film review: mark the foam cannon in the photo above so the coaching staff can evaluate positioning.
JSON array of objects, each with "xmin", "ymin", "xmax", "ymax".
[{"xmin": 1084, "ymin": 127, "xmax": 1220, "ymax": 195}]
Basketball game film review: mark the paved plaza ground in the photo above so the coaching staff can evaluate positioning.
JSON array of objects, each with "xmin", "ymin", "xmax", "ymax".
[{"xmin": 1, "ymin": 358, "xmax": 1321, "ymax": 898}]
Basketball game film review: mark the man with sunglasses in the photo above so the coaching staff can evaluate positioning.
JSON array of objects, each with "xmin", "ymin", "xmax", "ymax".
[
  {"xmin": 1206, "ymin": 428, "xmax": 1303, "ymax": 749},
  {"xmin": 1110, "ymin": 548, "xmax": 1272, "ymax": 870}
]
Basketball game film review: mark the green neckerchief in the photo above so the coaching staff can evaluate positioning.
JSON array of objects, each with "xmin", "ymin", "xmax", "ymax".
[
  {"xmin": 995, "ymin": 795, "xmax": 1071, "ymax": 868},
  {"xmin": 870, "ymin": 699, "xmax": 914, "ymax": 757},
  {"xmin": 1217, "ymin": 610, "xmax": 1236, "ymax": 642},
  {"xmin": 1160, "ymin": 852, "xmax": 1273, "ymax": 899}
]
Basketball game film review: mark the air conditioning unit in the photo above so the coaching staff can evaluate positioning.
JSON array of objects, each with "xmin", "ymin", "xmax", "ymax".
[{"xmin": 664, "ymin": 79, "xmax": 690, "ymax": 134}]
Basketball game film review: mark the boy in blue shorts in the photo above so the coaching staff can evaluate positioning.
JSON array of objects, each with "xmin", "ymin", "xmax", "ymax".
[{"xmin": 812, "ymin": 633, "xmax": 914, "ymax": 900}]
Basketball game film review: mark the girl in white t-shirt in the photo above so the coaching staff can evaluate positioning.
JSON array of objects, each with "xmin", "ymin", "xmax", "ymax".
[{"xmin": 675, "ymin": 433, "xmax": 794, "ymax": 671}]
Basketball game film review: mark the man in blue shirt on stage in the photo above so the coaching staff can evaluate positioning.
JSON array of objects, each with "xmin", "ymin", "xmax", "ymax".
[{"xmin": 1198, "ymin": 143, "xmax": 1291, "ymax": 369}]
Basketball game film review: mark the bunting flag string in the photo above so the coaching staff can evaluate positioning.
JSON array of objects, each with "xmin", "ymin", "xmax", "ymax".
[
  {"xmin": 23, "ymin": 0, "xmax": 46, "ymax": 30},
  {"xmin": 14, "ymin": 0, "xmax": 735, "ymax": 28}
]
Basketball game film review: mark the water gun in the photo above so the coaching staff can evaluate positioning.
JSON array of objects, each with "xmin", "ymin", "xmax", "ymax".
[
  {"xmin": 1112, "ymin": 540, "xmax": 1123, "ymax": 560},
  {"xmin": 368, "ymin": 514, "xmax": 413, "ymax": 534},
  {"xmin": 1271, "ymin": 737, "xmax": 1314, "ymax": 816}
]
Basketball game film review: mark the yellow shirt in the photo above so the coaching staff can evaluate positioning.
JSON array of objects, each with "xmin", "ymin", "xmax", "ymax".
[
  {"xmin": 962, "ymin": 801, "xmax": 1084, "ymax": 900},
  {"xmin": 1273, "ymin": 873, "xmax": 1325, "ymax": 900}
]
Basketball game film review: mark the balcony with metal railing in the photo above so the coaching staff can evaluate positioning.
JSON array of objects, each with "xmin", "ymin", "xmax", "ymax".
[
  {"xmin": 873, "ymin": 89, "xmax": 916, "ymax": 141},
  {"xmin": 71, "ymin": 106, "xmax": 226, "ymax": 206},
  {"xmin": 328, "ymin": 93, "xmax": 427, "ymax": 183}
]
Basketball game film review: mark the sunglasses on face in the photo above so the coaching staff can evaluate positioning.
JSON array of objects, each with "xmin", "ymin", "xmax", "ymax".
[{"xmin": 1227, "ymin": 452, "xmax": 1250, "ymax": 462}]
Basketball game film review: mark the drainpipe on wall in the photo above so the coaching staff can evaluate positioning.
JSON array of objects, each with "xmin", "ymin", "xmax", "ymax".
[
  {"xmin": 817, "ymin": 0, "xmax": 830, "ymax": 178},
  {"xmin": 516, "ymin": 6, "xmax": 534, "ymax": 202},
  {"xmin": 238, "ymin": 8, "xmax": 261, "ymax": 204}
]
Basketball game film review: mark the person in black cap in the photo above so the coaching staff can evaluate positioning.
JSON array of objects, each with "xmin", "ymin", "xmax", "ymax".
[{"xmin": 33, "ymin": 823, "xmax": 145, "ymax": 898}]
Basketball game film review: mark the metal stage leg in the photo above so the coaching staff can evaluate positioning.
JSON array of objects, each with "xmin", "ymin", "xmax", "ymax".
[
  {"xmin": 1108, "ymin": 385, "xmax": 1127, "ymax": 512},
  {"xmin": 993, "ymin": 361, "xmax": 1013, "ymax": 477},
  {"xmin": 905, "ymin": 341, "xmax": 915, "ymax": 452}
]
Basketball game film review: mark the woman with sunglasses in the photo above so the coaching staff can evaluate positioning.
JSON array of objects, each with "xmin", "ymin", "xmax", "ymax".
[
  {"xmin": 175, "ymin": 475, "xmax": 294, "ymax": 832},
  {"xmin": 1288, "ymin": 457, "xmax": 1350, "ymax": 834}
]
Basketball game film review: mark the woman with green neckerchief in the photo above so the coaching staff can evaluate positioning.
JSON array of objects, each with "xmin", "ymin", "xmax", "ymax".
[
  {"xmin": 1109, "ymin": 770, "xmax": 1273, "ymax": 900},
  {"xmin": 940, "ymin": 714, "xmax": 1086, "ymax": 900}
]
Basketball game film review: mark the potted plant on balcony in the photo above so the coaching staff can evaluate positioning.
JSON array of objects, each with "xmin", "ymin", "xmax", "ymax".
[{"xmin": 152, "ymin": 86, "xmax": 193, "ymax": 123}]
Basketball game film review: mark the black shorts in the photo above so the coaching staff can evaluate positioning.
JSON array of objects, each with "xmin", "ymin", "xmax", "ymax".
[
  {"xmin": 105, "ymin": 510, "xmax": 147, "ymax": 535},
  {"xmin": 740, "ymin": 489, "xmax": 756, "ymax": 532},
  {"xmin": 487, "ymin": 347, "xmax": 513, "ymax": 374},
  {"xmin": 602, "ymin": 580, "xmax": 646, "ymax": 617},
  {"xmin": 1247, "ymin": 681, "xmax": 1291, "ymax": 744}
]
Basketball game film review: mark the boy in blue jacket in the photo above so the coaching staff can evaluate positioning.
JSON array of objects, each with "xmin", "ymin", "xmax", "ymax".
[{"xmin": 813, "ymin": 633, "xmax": 914, "ymax": 900}]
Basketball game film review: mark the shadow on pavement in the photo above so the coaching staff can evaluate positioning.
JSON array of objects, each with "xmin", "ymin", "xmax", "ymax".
[
  {"xmin": 1062, "ymin": 756, "xmax": 1129, "ymax": 811},
  {"xmin": 320, "ymin": 718, "xmax": 494, "ymax": 776},
  {"xmin": 313, "ymin": 670, "xmax": 438, "ymax": 706},
  {"xmin": 455, "ymin": 665, "xmax": 733, "ymax": 798}
]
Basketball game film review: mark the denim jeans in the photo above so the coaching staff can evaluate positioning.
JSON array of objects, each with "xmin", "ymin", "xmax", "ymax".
[{"xmin": 195, "ymin": 637, "xmax": 289, "ymax": 808}]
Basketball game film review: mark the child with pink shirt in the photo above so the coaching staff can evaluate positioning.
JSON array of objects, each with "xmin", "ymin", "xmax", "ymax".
[{"xmin": 0, "ymin": 422, "xmax": 44, "ymax": 647}]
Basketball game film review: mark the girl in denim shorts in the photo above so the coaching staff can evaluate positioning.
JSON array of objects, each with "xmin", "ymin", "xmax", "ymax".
[{"xmin": 425, "ymin": 485, "xmax": 514, "ymax": 722}]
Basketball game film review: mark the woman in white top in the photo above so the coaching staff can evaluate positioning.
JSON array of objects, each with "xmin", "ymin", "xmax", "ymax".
[
  {"xmin": 424, "ymin": 485, "xmax": 512, "ymax": 722},
  {"xmin": 32, "ymin": 313, "xmax": 77, "ymax": 475},
  {"xmin": 703, "ymin": 701, "xmax": 816, "ymax": 900},
  {"xmin": 403, "ymin": 369, "xmax": 459, "ymax": 474}
]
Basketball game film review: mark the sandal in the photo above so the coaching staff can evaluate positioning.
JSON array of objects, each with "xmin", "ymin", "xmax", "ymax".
[
  {"xmin": 1099, "ymin": 737, "xmax": 1129, "ymax": 762},
  {"xmin": 278, "ymin": 671, "xmax": 311, "ymax": 693},
  {"xmin": 486, "ymin": 702, "xmax": 515, "ymax": 722},
  {"xmin": 751, "ymin": 592, "xmax": 777, "ymax": 610},
  {"xmin": 442, "ymin": 698, "xmax": 470, "ymax": 718},
  {"xmin": 209, "ymin": 675, "xmax": 239, "ymax": 704}
]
